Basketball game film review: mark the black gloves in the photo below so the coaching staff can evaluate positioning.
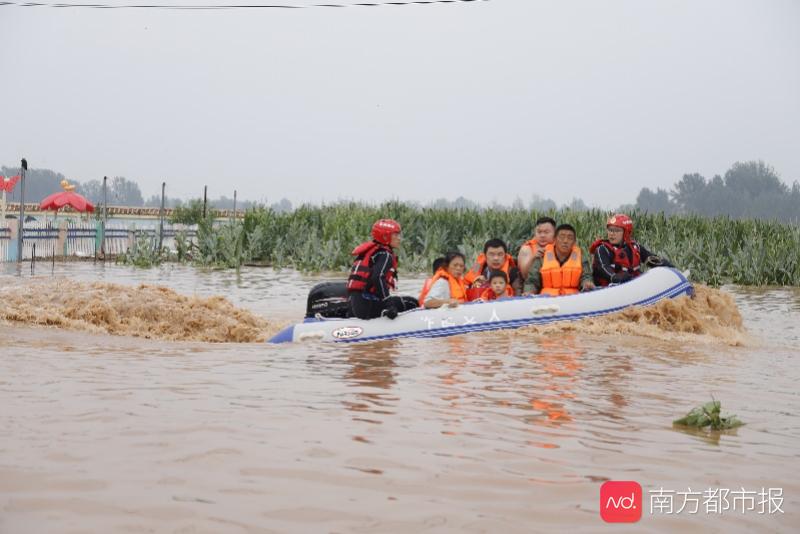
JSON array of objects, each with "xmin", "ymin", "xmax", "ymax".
[
  {"xmin": 382, "ymin": 306, "xmax": 398, "ymax": 320},
  {"xmin": 645, "ymin": 255, "xmax": 674, "ymax": 268},
  {"xmin": 611, "ymin": 272, "xmax": 632, "ymax": 284}
]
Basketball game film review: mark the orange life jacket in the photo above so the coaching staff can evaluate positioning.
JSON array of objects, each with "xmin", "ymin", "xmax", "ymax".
[
  {"xmin": 540, "ymin": 243, "xmax": 582, "ymax": 296},
  {"xmin": 522, "ymin": 239, "xmax": 547, "ymax": 257},
  {"xmin": 464, "ymin": 252, "xmax": 517, "ymax": 286},
  {"xmin": 418, "ymin": 268, "xmax": 467, "ymax": 304},
  {"xmin": 479, "ymin": 285, "xmax": 514, "ymax": 301},
  {"xmin": 418, "ymin": 277, "xmax": 437, "ymax": 303}
]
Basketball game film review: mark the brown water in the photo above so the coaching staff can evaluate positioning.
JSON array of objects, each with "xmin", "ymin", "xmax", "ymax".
[
  {"xmin": 1, "ymin": 263, "xmax": 798, "ymax": 533},
  {"xmin": 0, "ymin": 278, "xmax": 275, "ymax": 343}
]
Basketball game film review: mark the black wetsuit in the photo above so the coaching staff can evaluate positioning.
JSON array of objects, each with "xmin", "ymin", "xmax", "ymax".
[
  {"xmin": 348, "ymin": 249, "xmax": 417, "ymax": 319},
  {"xmin": 593, "ymin": 242, "xmax": 672, "ymax": 286}
]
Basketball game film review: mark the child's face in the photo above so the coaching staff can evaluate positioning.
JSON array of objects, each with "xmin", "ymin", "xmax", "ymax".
[{"xmin": 490, "ymin": 277, "xmax": 507, "ymax": 295}]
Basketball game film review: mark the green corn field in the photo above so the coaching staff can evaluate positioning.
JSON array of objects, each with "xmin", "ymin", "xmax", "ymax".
[{"xmin": 190, "ymin": 202, "xmax": 800, "ymax": 286}]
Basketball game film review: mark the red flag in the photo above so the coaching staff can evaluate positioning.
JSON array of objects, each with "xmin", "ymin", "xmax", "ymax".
[{"xmin": 0, "ymin": 175, "xmax": 21, "ymax": 193}]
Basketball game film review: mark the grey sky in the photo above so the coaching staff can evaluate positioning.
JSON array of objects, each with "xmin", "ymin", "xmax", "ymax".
[{"xmin": 1, "ymin": 0, "xmax": 798, "ymax": 208}]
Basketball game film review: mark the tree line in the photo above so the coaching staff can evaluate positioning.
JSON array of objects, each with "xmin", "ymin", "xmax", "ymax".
[
  {"xmin": 634, "ymin": 161, "xmax": 799, "ymax": 223},
  {"xmin": 4, "ymin": 160, "xmax": 797, "ymax": 222},
  {"xmin": 0, "ymin": 166, "xmax": 274, "ymax": 212}
]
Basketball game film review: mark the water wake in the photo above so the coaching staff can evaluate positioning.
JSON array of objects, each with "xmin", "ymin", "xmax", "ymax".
[
  {"xmin": 0, "ymin": 278, "xmax": 279, "ymax": 342},
  {"xmin": 516, "ymin": 286, "xmax": 745, "ymax": 346},
  {"xmin": 1, "ymin": 280, "xmax": 744, "ymax": 345}
]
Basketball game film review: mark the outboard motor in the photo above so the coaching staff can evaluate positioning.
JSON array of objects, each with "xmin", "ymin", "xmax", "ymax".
[{"xmin": 305, "ymin": 281, "xmax": 350, "ymax": 319}]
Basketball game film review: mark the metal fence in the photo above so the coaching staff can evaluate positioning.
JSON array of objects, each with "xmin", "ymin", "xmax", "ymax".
[
  {"xmin": 21, "ymin": 221, "xmax": 59, "ymax": 259},
  {"xmin": 0, "ymin": 226, "xmax": 10, "ymax": 262},
  {"xmin": 0, "ymin": 220, "xmax": 198, "ymax": 262}
]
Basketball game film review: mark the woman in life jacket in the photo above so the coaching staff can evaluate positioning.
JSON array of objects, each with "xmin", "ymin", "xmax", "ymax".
[
  {"xmin": 590, "ymin": 214, "xmax": 673, "ymax": 286},
  {"xmin": 517, "ymin": 216, "xmax": 557, "ymax": 282},
  {"xmin": 418, "ymin": 257, "xmax": 447, "ymax": 305},
  {"xmin": 418, "ymin": 251, "xmax": 468, "ymax": 309},
  {"xmin": 527, "ymin": 224, "xmax": 595, "ymax": 295},
  {"xmin": 347, "ymin": 219, "xmax": 419, "ymax": 320},
  {"xmin": 464, "ymin": 238, "xmax": 523, "ymax": 298}
]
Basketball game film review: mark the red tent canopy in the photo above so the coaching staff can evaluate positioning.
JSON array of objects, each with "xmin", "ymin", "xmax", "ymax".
[{"xmin": 39, "ymin": 191, "xmax": 95, "ymax": 213}]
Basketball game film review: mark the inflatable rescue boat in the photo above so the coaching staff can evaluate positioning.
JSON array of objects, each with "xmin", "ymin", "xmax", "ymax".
[{"xmin": 269, "ymin": 267, "xmax": 693, "ymax": 344}]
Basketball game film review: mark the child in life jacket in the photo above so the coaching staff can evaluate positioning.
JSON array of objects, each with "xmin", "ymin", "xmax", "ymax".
[{"xmin": 478, "ymin": 270, "xmax": 515, "ymax": 301}]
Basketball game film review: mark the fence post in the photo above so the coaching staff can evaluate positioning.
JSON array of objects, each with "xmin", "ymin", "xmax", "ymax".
[
  {"xmin": 232, "ymin": 190, "xmax": 237, "ymax": 225},
  {"xmin": 102, "ymin": 176, "xmax": 108, "ymax": 258},
  {"xmin": 128, "ymin": 224, "xmax": 136, "ymax": 254},
  {"xmin": 95, "ymin": 218, "xmax": 104, "ymax": 259},
  {"xmin": 57, "ymin": 220, "xmax": 68, "ymax": 258},
  {"xmin": 203, "ymin": 185, "xmax": 207, "ymax": 219},
  {"xmin": 8, "ymin": 218, "xmax": 18, "ymax": 261}
]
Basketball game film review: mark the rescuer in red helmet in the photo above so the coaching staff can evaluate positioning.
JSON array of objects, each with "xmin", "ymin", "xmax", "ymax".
[
  {"xmin": 589, "ymin": 214, "xmax": 672, "ymax": 286},
  {"xmin": 346, "ymin": 219, "xmax": 418, "ymax": 320}
]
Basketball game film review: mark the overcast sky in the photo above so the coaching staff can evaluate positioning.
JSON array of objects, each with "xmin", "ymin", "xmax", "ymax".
[{"xmin": 1, "ymin": 0, "xmax": 798, "ymax": 208}]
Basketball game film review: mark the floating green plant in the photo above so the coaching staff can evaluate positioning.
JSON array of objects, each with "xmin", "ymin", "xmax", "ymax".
[{"xmin": 673, "ymin": 399, "xmax": 744, "ymax": 430}]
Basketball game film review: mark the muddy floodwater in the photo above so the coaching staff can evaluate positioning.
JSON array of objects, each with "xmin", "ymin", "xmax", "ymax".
[{"xmin": 1, "ymin": 263, "xmax": 798, "ymax": 533}]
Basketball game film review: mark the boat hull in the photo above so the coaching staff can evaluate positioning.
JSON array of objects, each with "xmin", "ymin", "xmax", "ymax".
[{"xmin": 269, "ymin": 267, "xmax": 693, "ymax": 344}]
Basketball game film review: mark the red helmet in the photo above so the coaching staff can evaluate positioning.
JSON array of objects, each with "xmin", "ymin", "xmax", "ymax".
[
  {"xmin": 371, "ymin": 219, "xmax": 401, "ymax": 246},
  {"xmin": 607, "ymin": 213, "xmax": 634, "ymax": 242}
]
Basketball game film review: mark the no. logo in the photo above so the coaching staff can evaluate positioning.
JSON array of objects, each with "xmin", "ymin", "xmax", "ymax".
[
  {"xmin": 600, "ymin": 481, "xmax": 642, "ymax": 523},
  {"xmin": 332, "ymin": 326, "xmax": 363, "ymax": 340}
]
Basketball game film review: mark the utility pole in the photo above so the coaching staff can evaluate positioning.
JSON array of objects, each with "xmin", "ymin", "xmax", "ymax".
[
  {"xmin": 16, "ymin": 158, "xmax": 27, "ymax": 263},
  {"xmin": 158, "ymin": 181, "xmax": 166, "ymax": 251}
]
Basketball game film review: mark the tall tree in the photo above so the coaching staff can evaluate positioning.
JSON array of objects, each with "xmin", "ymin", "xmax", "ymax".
[
  {"xmin": 644, "ymin": 160, "xmax": 800, "ymax": 222},
  {"xmin": 635, "ymin": 187, "xmax": 676, "ymax": 214},
  {"xmin": 670, "ymin": 173, "xmax": 707, "ymax": 214},
  {"xmin": 564, "ymin": 197, "xmax": 590, "ymax": 212},
  {"xmin": 724, "ymin": 161, "xmax": 785, "ymax": 198},
  {"xmin": 528, "ymin": 194, "xmax": 557, "ymax": 211},
  {"xmin": 78, "ymin": 179, "xmax": 104, "ymax": 204},
  {"xmin": 109, "ymin": 176, "xmax": 144, "ymax": 206}
]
